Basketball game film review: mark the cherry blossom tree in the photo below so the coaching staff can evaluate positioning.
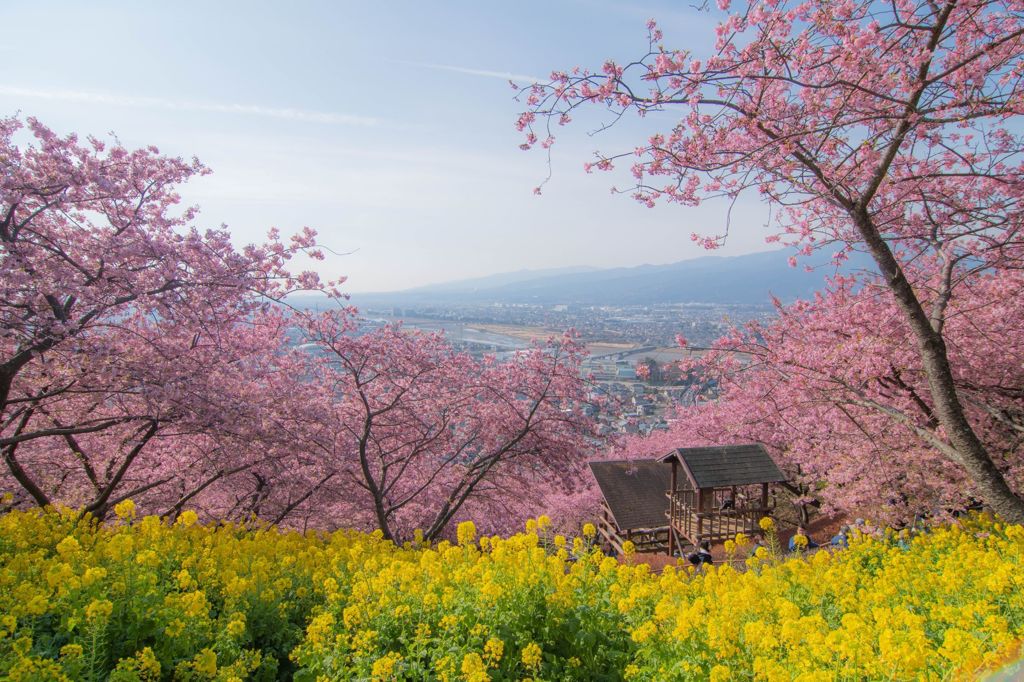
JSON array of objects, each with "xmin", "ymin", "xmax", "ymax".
[
  {"xmin": 4, "ymin": 307, "xmax": 324, "ymax": 521},
  {"xmin": 292, "ymin": 314, "xmax": 597, "ymax": 542},
  {"xmin": 518, "ymin": 0, "xmax": 1024, "ymax": 521},
  {"xmin": 0, "ymin": 116, "xmax": 337, "ymax": 517}
]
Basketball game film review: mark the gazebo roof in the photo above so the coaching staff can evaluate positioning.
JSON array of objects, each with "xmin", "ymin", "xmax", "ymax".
[
  {"xmin": 657, "ymin": 444, "xmax": 786, "ymax": 489},
  {"xmin": 588, "ymin": 459, "xmax": 671, "ymax": 531}
]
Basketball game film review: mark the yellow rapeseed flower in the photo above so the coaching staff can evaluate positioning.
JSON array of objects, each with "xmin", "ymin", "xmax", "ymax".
[
  {"xmin": 194, "ymin": 648, "xmax": 217, "ymax": 676},
  {"xmin": 461, "ymin": 652, "xmax": 488, "ymax": 679},
  {"xmin": 226, "ymin": 613, "xmax": 246, "ymax": 638},
  {"xmin": 372, "ymin": 652, "xmax": 403, "ymax": 680},
  {"xmin": 631, "ymin": 620, "xmax": 658, "ymax": 643},
  {"xmin": 710, "ymin": 663, "xmax": 732, "ymax": 681},
  {"xmin": 55, "ymin": 535, "xmax": 80, "ymax": 557},
  {"xmin": 85, "ymin": 599, "xmax": 113, "ymax": 622},
  {"xmin": 305, "ymin": 613, "xmax": 335, "ymax": 650},
  {"xmin": 82, "ymin": 566, "xmax": 107, "ymax": 587},
  {"xmin": 521, "ymin": 642, "xmax": 542, "ymax": 669},
  {"xmin": 135, "ymin": 647, "xmax": 161, "ymax": 679},
  {"xmin": 113, "ymin": 499, "xmax": 136, "ymax": 521},
  {"xmin": 457, "ymin": 520, "xmax": 477, "ymax": 547},
  {"xmin": 484, "ymin": 637, "xmax": 504, "ymax": 665},
  {"xmin": 59, "ymin": 644, "xmax": 83, "ymax": 659},
  {"xmin": 176, "ymin": 510, "xmax": 199, "ymax": 528}
]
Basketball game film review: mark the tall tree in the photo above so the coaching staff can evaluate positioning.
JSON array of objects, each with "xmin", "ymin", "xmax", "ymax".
[{"xmin": 518, "ymin": 0, "xmax": 1024, "ymax": 521}]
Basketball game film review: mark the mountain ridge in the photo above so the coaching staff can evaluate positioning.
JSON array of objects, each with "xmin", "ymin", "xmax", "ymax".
[
  {"xmin": 405, "ymin": 265, "xmax": 601, "ymax": 294},
  {"xmin": 347, "ymin": 249, "xmax": 866, "ymax": 306}
]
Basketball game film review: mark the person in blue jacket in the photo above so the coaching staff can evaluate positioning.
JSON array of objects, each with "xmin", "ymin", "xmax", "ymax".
[{"xmin": 830, "ymin": 525, "xmax": 849, "ymax": 548}]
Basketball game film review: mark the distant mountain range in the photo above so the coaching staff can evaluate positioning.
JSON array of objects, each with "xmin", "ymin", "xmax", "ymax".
[
  {"xmin": 405, "ymin": 266, "xmax": 602, "ymax": 295},
  {"xmin": 348, "ymin": 250, "xmax": 868, "ymax": 307}
]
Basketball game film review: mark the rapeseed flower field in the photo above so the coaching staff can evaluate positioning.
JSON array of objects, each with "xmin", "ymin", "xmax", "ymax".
[{"xmin": 1, "ymin": 505, "xmax": 1022, "ymax": 680}]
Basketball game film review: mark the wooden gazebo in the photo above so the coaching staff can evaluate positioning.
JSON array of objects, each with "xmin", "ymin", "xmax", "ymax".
[
  {"xmin": 660, "ymin": 444, "xmax": 786, "ymax": 555},
  {"xmin": 588, "ymin": 460, "xmax": 671, "ymax": 555}
]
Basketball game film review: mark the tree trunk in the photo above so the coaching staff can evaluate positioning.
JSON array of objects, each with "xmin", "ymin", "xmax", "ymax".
[
  {"xmin": 854, "ymin": 209, "xmax": 1024, "ymax": 523},
  {"xmin": 1, "ymin": 408, "xmax": 51, "ymax": 507},
  {"xmin": 2, "ymin": 442, "xmax": 51, "ymax": 507}
]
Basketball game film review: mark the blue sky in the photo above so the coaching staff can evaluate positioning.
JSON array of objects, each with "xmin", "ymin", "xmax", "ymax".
[{"xmin": 1, "ymin": 1, "xmax": 776, "ymax": 292}]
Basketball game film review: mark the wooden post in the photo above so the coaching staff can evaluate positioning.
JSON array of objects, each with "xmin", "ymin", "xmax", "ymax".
[
  {"xmin": 667, "ymin": 505, "xmax": 675, "ymax": 556},
  {"xmin": 668, "ymin": 461, "xmax": 678, "ymax": 556},
  {"xmin": 696, "ymin": 487, "xmax": 704, "ymax": 545}
]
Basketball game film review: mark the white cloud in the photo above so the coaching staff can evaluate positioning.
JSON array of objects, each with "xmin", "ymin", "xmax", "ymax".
[
  {"xmin": 0, "ymin": 85, "xmax": 381, "ymax": 126},
  {"xmin": 392, "ymin": 61, "xmax": 543, "ymax": 84}
]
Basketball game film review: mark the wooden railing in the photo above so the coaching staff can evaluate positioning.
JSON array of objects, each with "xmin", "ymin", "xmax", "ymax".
[{"xmin": 667, "ymin": 488, "xmax": 770, "ymax": 546}]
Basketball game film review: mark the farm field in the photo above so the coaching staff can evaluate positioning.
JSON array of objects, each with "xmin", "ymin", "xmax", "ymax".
[{"xmin": 2, "ymin": 507, "xmax": 1023, "ymax": 681}]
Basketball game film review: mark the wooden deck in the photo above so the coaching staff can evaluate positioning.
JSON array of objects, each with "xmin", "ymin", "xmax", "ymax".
[{"xmin": 668, "ymin": 488, "xmax": 770, "ymax": 548}]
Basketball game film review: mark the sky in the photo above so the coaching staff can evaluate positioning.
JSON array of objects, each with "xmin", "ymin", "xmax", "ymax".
[{"xmin": 0, "ymin": 1, "xmax": 778, "ymax": 292}]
